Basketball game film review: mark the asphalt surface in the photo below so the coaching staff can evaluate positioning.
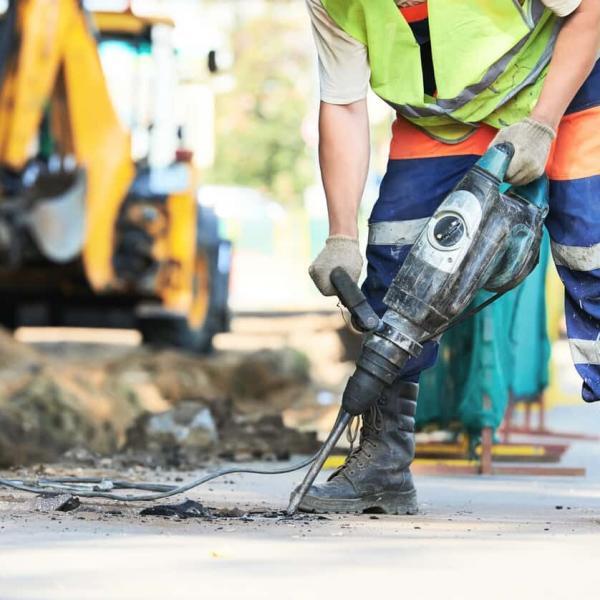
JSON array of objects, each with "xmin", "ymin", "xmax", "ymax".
[{"xmin": 0, "ymin": 404, "xmax": 599, "ymax": 600}]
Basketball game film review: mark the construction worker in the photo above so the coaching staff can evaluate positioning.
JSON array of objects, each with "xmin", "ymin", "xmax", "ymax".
[{"xmin": 302, "ymin": 0, "xmax": 600, "ymax": 514}]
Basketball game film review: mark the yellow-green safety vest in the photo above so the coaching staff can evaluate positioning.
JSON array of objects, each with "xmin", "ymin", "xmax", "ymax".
[{"xmin": 320, "ymin": 0, "xmax": 561, "ymax": 143}]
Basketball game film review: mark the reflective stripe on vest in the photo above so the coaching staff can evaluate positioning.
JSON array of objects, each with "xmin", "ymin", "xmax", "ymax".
[{"xmin": 320, "ymin": 0, "xmax": 561, "ymax": 142}]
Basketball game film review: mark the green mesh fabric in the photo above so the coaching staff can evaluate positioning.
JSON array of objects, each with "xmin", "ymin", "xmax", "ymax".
[{"xmin": 417, "ymin": 233, "xmax": 550, "ymax": 435}]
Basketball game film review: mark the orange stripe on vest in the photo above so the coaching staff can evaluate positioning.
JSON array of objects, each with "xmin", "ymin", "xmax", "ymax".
[
  {"xmin": 399, "ymin": 3, "xmax": 429, "ymax": 23},
  {"xmin": 389, "ymin": 118, "xmax": 496, "ymax": 160}
]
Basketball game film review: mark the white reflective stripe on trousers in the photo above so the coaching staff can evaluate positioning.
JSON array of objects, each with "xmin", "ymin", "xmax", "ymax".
[
  {"xmin": 570, "ymin": 338, "xmax": 600, "ymax": 365},
  {"xmin": 551, "ymin": 241, "xmax": 600, "ymax": 272},
  {"xmin": 368, "ymin": 218, "xmax": 429, "ymax": 246}
]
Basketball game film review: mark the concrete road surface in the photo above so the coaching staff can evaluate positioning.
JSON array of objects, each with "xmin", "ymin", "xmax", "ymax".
[{"xmin": 1, "ymin": 405, "xmax": 599, "ymax": 600}]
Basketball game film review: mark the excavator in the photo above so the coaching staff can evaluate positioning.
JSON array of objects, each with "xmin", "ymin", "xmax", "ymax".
[{"xmin": 0, "ymin": 0, "xmax": 230, "ymax": 352}]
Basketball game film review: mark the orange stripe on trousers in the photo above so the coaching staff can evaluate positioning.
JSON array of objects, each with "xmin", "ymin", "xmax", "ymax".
[{"xmin": 547, "ymin": 105, "xmax": 600, "ymax": 181}]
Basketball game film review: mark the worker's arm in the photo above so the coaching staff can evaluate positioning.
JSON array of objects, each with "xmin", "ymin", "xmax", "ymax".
[
  {"xmin": 305, "ymin": 0, "xmax": 371, "ymax": 295},
  {"xmin": 532, "ymin": 0, "xmax": 600, "ymax": 129},
  {"xmin": 319, "ymin": 100, "xmax": 370, "ymax": 238},
  {"xmin": 494, "ymin": 0, "xmax": 600, "ymax": 184},
  {"xmin": 308, "ymin": 100, "xmax": 369, "ymax": 296}
]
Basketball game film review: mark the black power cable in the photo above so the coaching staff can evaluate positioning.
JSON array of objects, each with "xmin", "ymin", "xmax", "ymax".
[
  {"xmin": 0, "ymin": 455, "xmax": 318, "ymax": 502},
  {"xmin": 0, "ymin": 410, "xmax": 349, "ymax": 502}
]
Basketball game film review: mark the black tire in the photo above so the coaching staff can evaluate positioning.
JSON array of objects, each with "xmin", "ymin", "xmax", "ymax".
[
  {"xmin": 0, "ymin": 298, "xmax": 17, "ymax": 330},
  {"xmin": 138, "ymin": 206, "xmax": 231, "ymax": 354}
]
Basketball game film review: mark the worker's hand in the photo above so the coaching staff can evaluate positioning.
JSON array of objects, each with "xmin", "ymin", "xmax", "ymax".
[
  {"xmin": 309, "ymin": 235, "xmax": 363, "ymax": 296},
  {"xmin": 490, "ymin": 118, "xmax": 556, "ymax": 186}
]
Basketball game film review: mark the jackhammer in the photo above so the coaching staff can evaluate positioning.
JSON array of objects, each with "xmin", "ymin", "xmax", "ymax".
[
  {"xmin": 287, "ymin": 142, "xmax": 548, "ymax": 514},
  {"xmin": 0, "ymin": 143, "xmax": 549, "ymax": 510}
]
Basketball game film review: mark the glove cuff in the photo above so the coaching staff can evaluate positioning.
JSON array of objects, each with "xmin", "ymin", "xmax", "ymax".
[
  {"xmin": 524, "ymin": 117, "xmax": 557, "ymax": 142},
  {"xmin": 326, "ymin": 235, "xmax": 359, "ymax": 245},
  {"xmin": 540, "ymin": 0, "xmax": 581, "ymax": 17}
]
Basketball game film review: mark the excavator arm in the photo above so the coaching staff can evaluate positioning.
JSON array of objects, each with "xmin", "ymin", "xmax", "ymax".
[{"xmin": 0, "ymin": 0, "xmax": 134, "ymax": 289}]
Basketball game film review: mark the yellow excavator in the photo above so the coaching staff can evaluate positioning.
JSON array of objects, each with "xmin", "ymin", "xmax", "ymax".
[{"xmin": 0, "ymin": 0, "xmax": 230, "ymax": 352}]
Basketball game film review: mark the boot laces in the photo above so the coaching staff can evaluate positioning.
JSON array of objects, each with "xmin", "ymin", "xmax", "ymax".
[{"xmin": 331, "ymin": 403, "xmax": 384, "ymax": 478}]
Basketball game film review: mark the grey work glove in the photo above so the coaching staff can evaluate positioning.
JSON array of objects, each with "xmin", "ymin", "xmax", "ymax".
[
  {"xmin": 309, "ymin": 235, "xmax": 363, "ymax": 296},
  {"xmin": 541, "ymin": 0, "xmax": 581, "ymax": 17},
  {"xmin": 490, "ymin": 118, "xmax": 556, "ymax": 186}
]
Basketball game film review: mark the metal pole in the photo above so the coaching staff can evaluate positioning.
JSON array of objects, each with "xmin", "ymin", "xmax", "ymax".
[{"xmin": 286, "ymin": 409, "xmax": 352, "ymax": 515}]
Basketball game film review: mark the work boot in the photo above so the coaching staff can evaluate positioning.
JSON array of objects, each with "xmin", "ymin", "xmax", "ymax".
[{"xmin": 298, "ymin": 380, "xmax": 419, "ymax": 514}]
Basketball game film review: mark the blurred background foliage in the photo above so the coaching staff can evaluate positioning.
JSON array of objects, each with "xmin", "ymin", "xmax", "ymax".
[{"xmin": 206, "ymin": 8, "xmax": 315, "ymax": 206}]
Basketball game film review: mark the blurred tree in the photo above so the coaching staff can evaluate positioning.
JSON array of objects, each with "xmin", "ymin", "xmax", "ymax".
[{"xmin": 206, "ymin": 6, "xmax": 315, "ymax": 206}]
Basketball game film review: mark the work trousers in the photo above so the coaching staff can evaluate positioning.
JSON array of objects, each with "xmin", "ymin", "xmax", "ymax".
[{"xmin": 363, "ymin": 61, "xmax": 600, "ymax": 402}]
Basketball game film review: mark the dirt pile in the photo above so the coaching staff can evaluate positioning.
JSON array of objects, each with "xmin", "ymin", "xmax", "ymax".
[
  {"xmin": 0, "ymin": 374, "xmax": 119, "ymax": 467},
  {"xmin": 0, "ymin": 333, "xmax": 319, "ymax": 468}
]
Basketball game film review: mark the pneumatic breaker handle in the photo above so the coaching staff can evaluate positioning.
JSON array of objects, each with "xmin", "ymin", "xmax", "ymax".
[{"xmin": 330, "ymin": 267, "xmax": 380, "ymax": 333}]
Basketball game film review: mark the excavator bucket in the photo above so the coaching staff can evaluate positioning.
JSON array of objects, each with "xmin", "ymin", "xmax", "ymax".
[{"xmin": 25, "ymin": 167, "xmax": 87, "ymax": 263}]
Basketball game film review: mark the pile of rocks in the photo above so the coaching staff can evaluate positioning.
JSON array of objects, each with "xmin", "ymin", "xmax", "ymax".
[{"xmin": 0, "ymin": 331, "xmax": 319, "ymax": 468}]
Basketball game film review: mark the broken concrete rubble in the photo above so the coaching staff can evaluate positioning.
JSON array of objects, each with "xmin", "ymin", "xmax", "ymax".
[
  {"xmin": 140, "ymin": 499, "xmax": 210, "ymax": 519},
  {"xmin": 216, "ymin": 412, "xmax": 318, "ymax": 461},
  {"xmin": 138, "ymin": 499, "xmax": 330, "ymax": 522},
  {"xmin": 0, "ymin": 330, "xmax": 320, "ymax": 468},
  {"xmin": 126, "ymin": 398, "xmax": 319, "ymax": 467},
  {"xmin": 126, "ymin": 401, "xmax": 219, "ymax": 466},
  {"xmin": 31, "ymin": 493, "xmax": 81, "ymax": 512}
]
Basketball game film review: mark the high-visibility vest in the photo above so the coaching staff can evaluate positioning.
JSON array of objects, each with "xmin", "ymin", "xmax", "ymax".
[{"xmin": 320, "ymin": 0, "xmax": 560, "ymax": 142}]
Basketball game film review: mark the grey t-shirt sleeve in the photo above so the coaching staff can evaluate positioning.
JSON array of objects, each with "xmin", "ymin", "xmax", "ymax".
[{"xmin": 305, "ymin": 0, "xmax": 371, "ymax": 104}]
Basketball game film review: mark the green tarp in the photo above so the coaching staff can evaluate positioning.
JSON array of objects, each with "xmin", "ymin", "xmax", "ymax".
[{"xmin": 417, "ymin": 234, "xmax": 551, "ymax": 435}]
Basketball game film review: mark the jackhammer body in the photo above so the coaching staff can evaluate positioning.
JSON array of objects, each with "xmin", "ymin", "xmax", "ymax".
[{"xmin": 288, "ymin": 143, "xmax": 548, "ymax": 514}]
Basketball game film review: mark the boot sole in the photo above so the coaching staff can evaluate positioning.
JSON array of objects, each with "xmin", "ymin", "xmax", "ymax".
[{"xmin": 298, "ymin": 488, "xmax": 418, "ymax": 515}]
